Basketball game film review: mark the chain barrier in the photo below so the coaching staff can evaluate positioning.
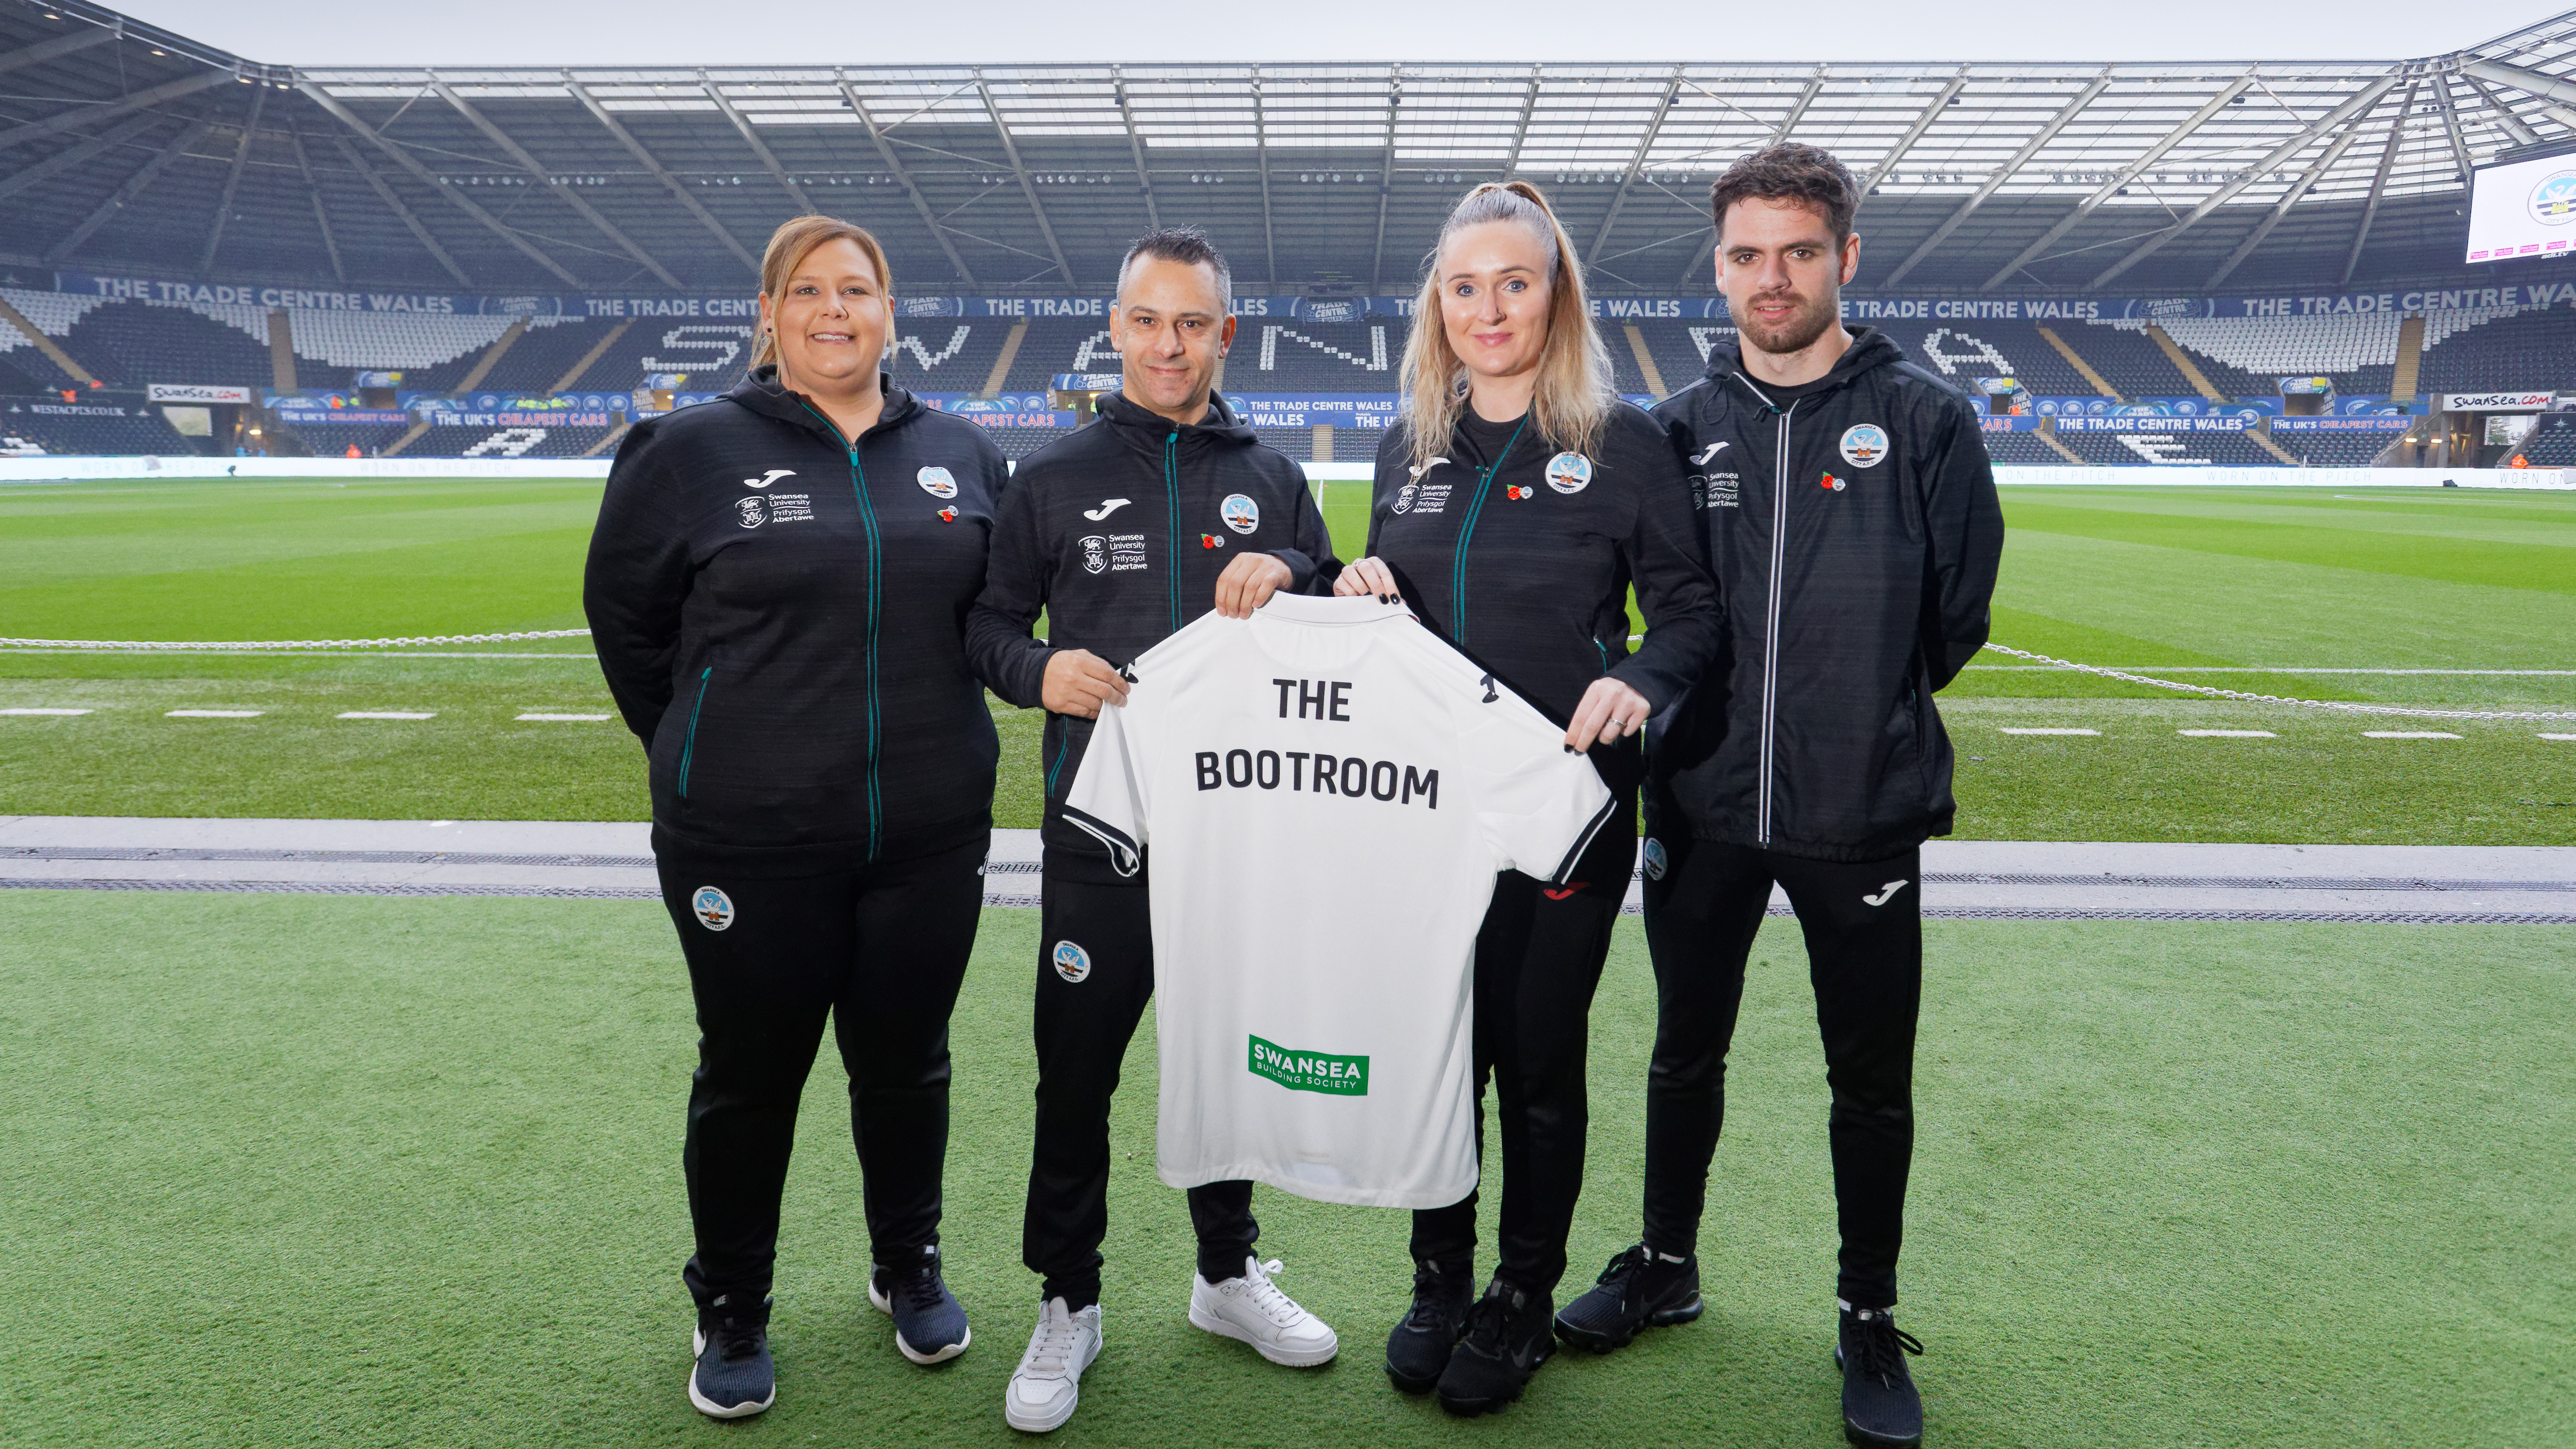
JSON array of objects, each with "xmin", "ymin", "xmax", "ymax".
[
  {"xmin": 1981, "ymin": 643, "xmax": 2576, "ymax": 721},
  {"xmin": 0, "ymin": 629, "xmax": 593, "ymax": 652}
]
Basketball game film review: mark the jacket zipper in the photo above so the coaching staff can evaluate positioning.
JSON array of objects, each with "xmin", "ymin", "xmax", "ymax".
[
  {"xmin": 1757, "ymin": 398, "xmax": 1797, "ymax": 846},
  {"xmin": 1044, "ymin": 728, "xmax": 1070, "ymax": 797},
  {"xmin": 676, "ymin": 665, "xmax": 712, "ymax": 798},
  {"xmin": 797, "ymin": 401, "xmax": 885, "ymax": 862},
  {"xmin": 1163, "ymin": 430, "xmax": 1182, "ymax": 634},
  {"xmin": 1446, "ymin": 415, "xmax": 1528, "ymax": 644}
]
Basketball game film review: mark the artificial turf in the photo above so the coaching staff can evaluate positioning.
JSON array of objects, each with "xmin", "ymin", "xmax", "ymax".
[
  {"xmin": 0, "ymin": 892, "xmax": 2564, "ymax": 1447},
  {"xmin": 0, "ymin": 478, "xmax": 2570, "ymax": 841}
]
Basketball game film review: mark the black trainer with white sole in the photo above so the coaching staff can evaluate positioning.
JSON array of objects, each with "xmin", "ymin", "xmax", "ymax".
[
  {"xmin": 1553, "ymin": 1244, "xmax": 1704, "ymax": 1353},
  {"xmin": 688, "ymin": 1292, "xmax": 776, "ymax": 1420},
  {"xmin": 1434, "ymin": 1279, "xmax": 1554, "ymax": 1417},
  {"xmin": 1384, "ymin": 1259, "xmax": 1474, "ymax": 1394},
  {"xmin": 1834, "ymin": 1304, "xmax": 1925, "ymax": 1447},
  {"xmin": 869, "ymin": 1247, "xmax": 971, "ymax": 1365}
]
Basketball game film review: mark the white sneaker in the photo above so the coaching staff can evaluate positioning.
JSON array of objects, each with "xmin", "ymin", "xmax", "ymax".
[
  {"xmin": 1187, "ymin": 1256, "xmax": 1339, "ymax": 1367},
  {"xmin": 1005, "ymin": 1296, "xmax": 1102, "ymax": 1433}
]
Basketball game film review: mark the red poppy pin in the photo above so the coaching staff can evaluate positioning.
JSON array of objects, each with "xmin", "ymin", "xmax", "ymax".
[
  {"xmin": 1820, "ymin": 473, "xmax": 1846, "ymax": 492},
  {"xmin": 937, "ymin": 506, "xmax": 958, "ymax": 522},
  {"xmin": 1201, "ymin": 533, "xmax": 1225, "ymax": 548}
]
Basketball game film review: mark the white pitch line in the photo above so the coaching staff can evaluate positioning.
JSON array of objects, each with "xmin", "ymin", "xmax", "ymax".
[
  {"xmin": 2541, "ymin": 734, "xmax": 2576, "ymax": 742},
  {"xmin": 1967, "ymin": 666, "xmax": 2576, "ymax": 676},
  {"xmin": 2363, "ymin": 731, "xmax": 2461, "ymax": 739},
  {"xmin": 2178, "ymin": 729, "xmax": 2275, "ymax": 737},
  {"xmin": 0, "ymin": 707, "xmax": 91, "ymax": 715},
  {"xmin": 337, "ymin": 711, "xmax": 437, "ymax": 720},
  {"xmin": 516, "ymin": 713, "xmax": 610, "ymax": 722},
  {"xmin": 166, "ymin": 709, "xmax": 264, "ymax": 718},
  {"xmin": 2000, "ymin": 727, "xmax": 2100, "ymax": 735}
]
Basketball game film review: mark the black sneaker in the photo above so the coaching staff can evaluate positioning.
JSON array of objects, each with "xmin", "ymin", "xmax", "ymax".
[
  {"xmin": 1833, "ymin": 1305, "xmax": 1925, "ymax": 1447},
  {"xmin": 688, "ymin": 1292, "xmax": 775, "ymax": 1420},
  {"xmin": 1554, "ymin": 1244, "xmax": 1704, "ymax": 1353},
  {"xmin": 1383, "ymin": 1259, "xmax": 1474, "ymax": 1394},
  {"xmin": 869, "ymin": 1245, "xmax": 972, "ymax": 1365},
  {"xmin": 1434, "ymin": 1278, "xmax": 1554, "ymax": 1417}
]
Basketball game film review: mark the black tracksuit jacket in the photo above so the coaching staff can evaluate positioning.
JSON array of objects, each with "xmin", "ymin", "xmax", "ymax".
[
  {"xmin": 965, "ymin": 389, "xmax": 1338, "ymax": 864},
  {"xmin": 1647, "ymin": 327, "xmax": 2005, "ymax": 863},
  {"xmin": 1365, "ymin": 400, "xmax": 1723, "ymax": 751},
  {"xmin": 585, "ymin": 367, "xmax": 1010, "ymax": 872}
]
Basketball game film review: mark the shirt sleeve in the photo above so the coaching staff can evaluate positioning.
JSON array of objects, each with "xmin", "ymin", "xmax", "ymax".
[
  {"xmin": 1609, "ymin": 408, "xmax": 1723, "ymax": 717},
  {"xmin": 1457, "ymin": 684, "xmax": 1617, "ymax": 886},
  {"xmin": 1059, "ymin": 694, "xmax": 1147, "ymax": 877},
  {"xmin": 1917, "ymin": 395, "xmax": 2005, "ymax": 691},
  {"xmin": 582, "ymin": 420, "xmax": 688, "ymax": 747},
  {"xmin": 964, "ymin": 456, "xmax": 1058, "ymax": 709}
]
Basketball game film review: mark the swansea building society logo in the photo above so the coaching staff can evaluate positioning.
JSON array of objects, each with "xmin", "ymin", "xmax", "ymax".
[
  {"xmin": 1839, "ymin": 423, "xmax": 1888, "ymax": 468},
  {"xmin": 692, "ymin": 886, "xmax": 735, "ymax": 931},
  {"xmin": 1051, "ymin": 939, "xmax": 1092, "ymax": 983},
  {"xmin": 1248, "ymin": 1034, "xmax": 1368, "ymax": 1096},
  {"xmin": 917, "ymin": 466, "xmax": 958, "ymax": 499}
]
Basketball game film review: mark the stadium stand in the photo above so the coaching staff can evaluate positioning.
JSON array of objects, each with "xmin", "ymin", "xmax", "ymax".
[
  {"xmin": 0, "ymin": 289, "xmax": 107, "ymax": 390},
  {"xmin": 2066, "ymin": 322, "xmax": 2198, "ymax": 399},
  {"xmin": 561, "ymin": 319, "xmax": 756, "ymax": 393},
  {"xmin": 2512, "ymin": 413, "xmax": 2576, "ymax": 466},
  {"xmin": 60, "ymin": 301, "xmax": 276, "ymax": 389},
  {"xmin": 2141, "ymin": 314, "xmax": 2401, "ymax": 398},
  {"xmin": 269, "ymin": 420, "xmax": 416, "ymax": 458},
  {"xmin": 0, "ymin": 395, "xmax": 189, "ymax": 454},
  {"xmin": 2271, "ymin": 432, "xmax": 2396, "ymax": 467},
  {"xmin": 2415, "ymin": 301, "xmax": 2576, "ymax": 394},
  {"xmin": 1240, "ymin": 321, "xmax": 1398, "ymax": 390},
  {"xmin": 998, "ymin": 318, "xmax": 1117, "ymax": 393},
  {"xmin": 887, "ymin": 321, "xmax": 1010, "ymax": 396},
  {"xmin": 2053, "ymin": 429, "xmax": 2282, "ymax": 467},
  {"xmin": 990, "ymin": 425, "xmax": 1079, "ymax": 462},
  {"xmin": 394, "ymin": 423, "xmax": 619, "ymax": 459},
  {"xmin": 472, "ymin": 317, "xmax": 616, "ymax": 392},
  {"xmin": 1630, "ymin": 322, "xmax": 1723, "ymax": 396},
  {"xmin": 1252, "ymin": 426, "xmax": 1316, "ymax": 461},
  {"xmin": 1978, "ymin": 431, "xmax": 2066, "ymax": 466},
  {"xmin": 1867, "ymin": 318, "xmax": 2097, "ymax": 398}
]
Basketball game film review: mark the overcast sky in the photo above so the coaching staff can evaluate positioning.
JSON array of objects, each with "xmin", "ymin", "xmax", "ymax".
[{"xmin": 124, "ymin": 0, "xmax": 2551, "ymax": 68}]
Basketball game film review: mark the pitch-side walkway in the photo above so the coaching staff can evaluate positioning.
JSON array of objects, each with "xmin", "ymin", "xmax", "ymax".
[{"xmin": 2, "ymin": 817, "xmax": 2569, "ymax": 923}]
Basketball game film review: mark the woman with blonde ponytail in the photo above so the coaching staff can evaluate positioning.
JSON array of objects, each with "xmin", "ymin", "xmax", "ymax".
[{"xmin": 1337, "ymin": 181, "xmax": 1722, "ymax": 1415}]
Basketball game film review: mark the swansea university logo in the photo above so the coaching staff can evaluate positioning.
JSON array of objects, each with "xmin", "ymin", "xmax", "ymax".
[
  {"xmin": 1248, "ymin": 1035, "xmax": 1368, "ymax": 1096},
  {"xmin": 692, "ymin": 886, "xmax": 735, "ymax": 931},
  {"xmin": 735, "ymin": 496, "xmax": 767, "ymax": 528},
  {"xmin": 1079, "ymin": 535, "xmax": 1108, "ymax": 574}
]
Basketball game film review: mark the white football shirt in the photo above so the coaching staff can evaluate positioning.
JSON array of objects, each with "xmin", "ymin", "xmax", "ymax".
[{"xmin": 1062, "ymin": 592, "xmax": 1615, "ymax": 1209}]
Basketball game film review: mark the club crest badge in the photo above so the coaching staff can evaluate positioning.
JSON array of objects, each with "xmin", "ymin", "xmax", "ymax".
[
  {"xmin": 1220, "ymin": 493, "xmax": 1260, "ymax": 534},
  {"xmin": 917, "ymin": 466, "xmax": 959, "ymax": 499},
  {"xmin": 1838, "ymin": 424, "xmax": 1888, "ymax": 469},
  {"xmin": 1052, "ymin": 939, "xmax": 1092, "ymax": 983},
  {"xmin": 692, "ymin": 886, "xmax": 735, "ymax": 931},
  {"xmin": 1642, "ymin": 838, "xmax": 1668, "ymax": 882},
  {"xmin": 1544, "ymin": 451, "xmax": 1593, "ymax": 494}
]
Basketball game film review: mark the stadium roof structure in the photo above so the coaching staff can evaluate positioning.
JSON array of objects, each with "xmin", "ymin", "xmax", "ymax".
[{"xmin": 4, "ymin": 0, "xmax": 2576, "ymax": 299}]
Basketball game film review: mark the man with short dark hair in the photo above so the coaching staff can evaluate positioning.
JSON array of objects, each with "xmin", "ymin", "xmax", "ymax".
[
  {"xmin": 967, "ymin": 226, "xmax": 1344, "ymax": 1434},
  {"xmin": 1551, "ymin": 144, "xmax": 2002, "ymax": 1449}
]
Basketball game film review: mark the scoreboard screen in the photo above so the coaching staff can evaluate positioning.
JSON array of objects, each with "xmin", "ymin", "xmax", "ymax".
[{"xmin": 2465, "ymin": 149, "xmax": 2576, "ymax": 264}]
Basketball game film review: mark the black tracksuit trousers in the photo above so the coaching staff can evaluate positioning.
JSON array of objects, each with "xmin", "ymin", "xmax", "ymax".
[
  {"xmin": 1409, "ymin": 807, "xmax": 1635, "ymax": 1296},
  {"xmin": 1024, "ymin": 852, "xmax": 1257, "ymax": 1311},
  {"xmin": 656, "ymin": 836, "xmax": 986, "ymax": 1311},
  {"xmin": 1637, "ymin": 829, "xmax": 1922, "ymax": 1309}
]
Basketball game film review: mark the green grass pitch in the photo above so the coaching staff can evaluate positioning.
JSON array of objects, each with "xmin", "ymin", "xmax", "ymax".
[
  {"xmin": 1, "ymin": 476, "xmax": 2568, "ymax": 841},
  {"xmin": 1, "ymin": 892, "xmax": 2564, "ymax": 1447}
]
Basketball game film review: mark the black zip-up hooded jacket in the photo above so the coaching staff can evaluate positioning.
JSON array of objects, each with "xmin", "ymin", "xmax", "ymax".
[
  {"xmin": 585, "ymin": 366, "xmax": 1010, "ymax": 872},
  {"xmin": 1647, "ymin": 326, "xmax": 2004, "ymax": 863},
  {"xmin": 965, "ymin": 389, "xmax": 1338, "ymax": 866},
  {"xmin": 1365, "ymin": 400, "xmax": 1722, "ymax": 784}
]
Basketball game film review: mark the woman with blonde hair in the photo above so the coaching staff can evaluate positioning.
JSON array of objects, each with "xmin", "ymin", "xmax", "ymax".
[
  {"xmin": 586, "ymin": 214, "xmax": 1009, "ymax": 1419},
  {"xmin": 1335, "ymin": 180, "xmax": 1721, "ymax": 1415}
]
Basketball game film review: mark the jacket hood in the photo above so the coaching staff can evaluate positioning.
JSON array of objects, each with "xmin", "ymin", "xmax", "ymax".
[
  {"xmin": 1703, "ymin": 326, "xmax": 1902, "ymax": 409},
  {"xmin": 1096, "ymin": 388, "xmax": 1259, "ymax": 452},
  {"xmin": 726, "ymin": 365, "xmax": 921, "ymax": 438}
]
